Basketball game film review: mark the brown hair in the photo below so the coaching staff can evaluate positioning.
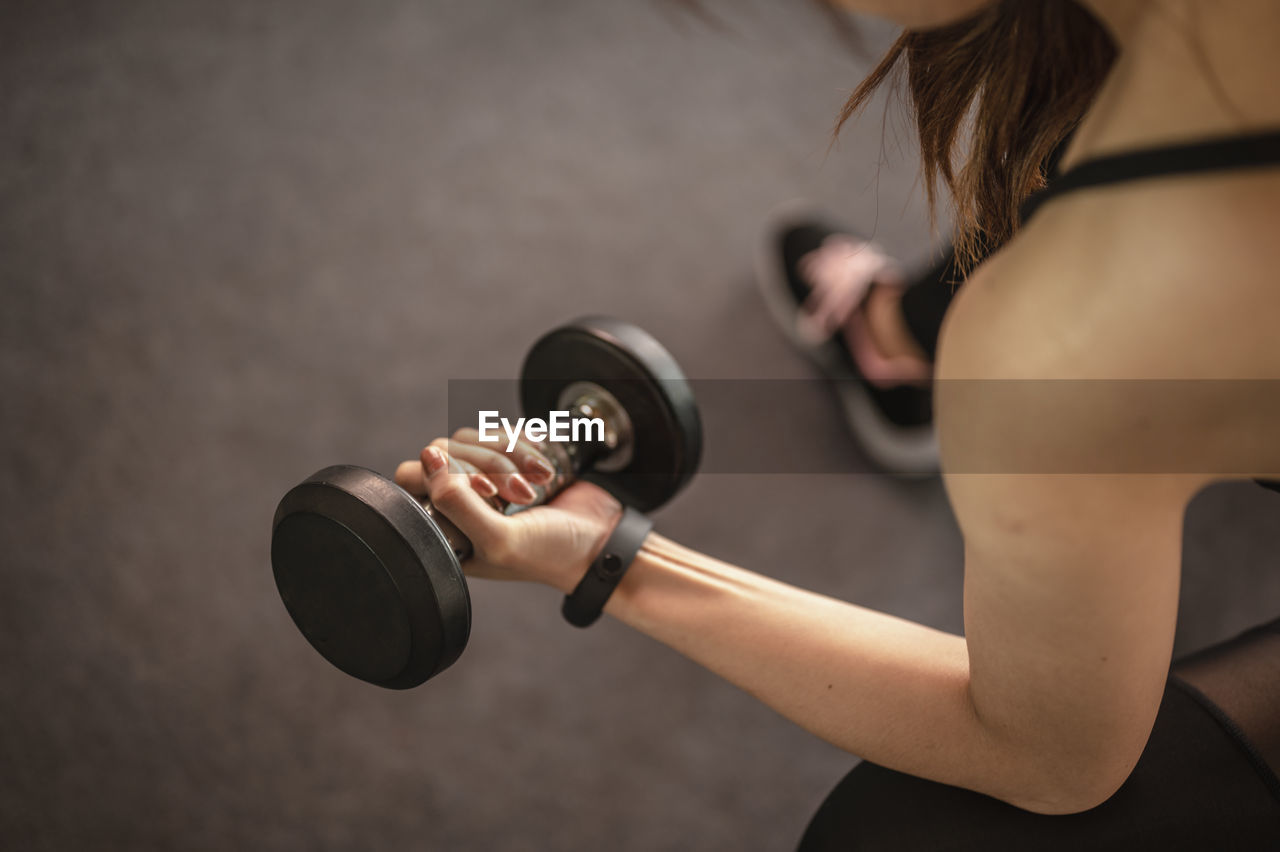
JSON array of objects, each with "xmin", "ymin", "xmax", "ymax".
[{"xmin": 837, "ymin": 1, "xmax": 1117, "ymax": 274}]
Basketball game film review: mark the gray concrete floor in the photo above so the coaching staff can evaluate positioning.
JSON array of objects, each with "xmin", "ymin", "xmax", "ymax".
[{"xmin": 3, "ymin": 2, "xmax": 1278, "ymax": 850}]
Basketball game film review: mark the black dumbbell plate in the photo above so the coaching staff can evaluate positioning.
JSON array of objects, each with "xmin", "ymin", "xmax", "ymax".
[
  {"xmin": 520, "ymin": 316, "xmax": 702, "ymax": 513},
  {"xmin": 271, "ymin": 465, "xmax": 471, "ymax": 689}
]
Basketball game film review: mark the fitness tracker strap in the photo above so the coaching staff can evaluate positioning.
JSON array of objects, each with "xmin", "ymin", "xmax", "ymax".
[{"xmin": 562, "ymin": 506, "xmax": 652, "ymax": 628}]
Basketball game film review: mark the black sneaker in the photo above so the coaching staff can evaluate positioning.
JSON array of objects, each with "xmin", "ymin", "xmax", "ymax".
[{"xmin": 756, "ymin": 203, "xmax": 939, "ymax": 474}]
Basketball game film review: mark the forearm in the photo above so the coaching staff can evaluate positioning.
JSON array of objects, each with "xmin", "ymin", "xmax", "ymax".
[{"xmin": 600, "ymin": 534, "xmax": 1044, "ymax": 807}]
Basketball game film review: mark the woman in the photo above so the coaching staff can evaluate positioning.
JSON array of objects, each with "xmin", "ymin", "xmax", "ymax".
[{"xmin": 396, "ymin": 0, "xmax": 1280, "ymax": 845}]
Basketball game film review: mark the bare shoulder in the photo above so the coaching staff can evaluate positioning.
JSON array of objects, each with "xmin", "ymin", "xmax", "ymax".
[{"xmin": 936, "ymin": 173, "xmax": 1280, "ymax": 484}]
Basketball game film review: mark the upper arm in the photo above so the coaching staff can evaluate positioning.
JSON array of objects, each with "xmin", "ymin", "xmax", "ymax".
[
  {"xmin": 945, "ymin": 470, "xmax": 1185, "ymax": 810},
  {"xmin": 933, "ymin": 255, "xmax": 1209, "ymax": 812}
]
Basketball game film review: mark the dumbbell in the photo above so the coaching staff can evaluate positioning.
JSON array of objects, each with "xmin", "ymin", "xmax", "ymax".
[{"xmin": 270, "ymin": 317, "xmax": 702, "ymax": 689}]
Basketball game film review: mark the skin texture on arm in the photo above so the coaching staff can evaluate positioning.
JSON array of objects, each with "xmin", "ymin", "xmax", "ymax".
[{"xmin": 600, "ymin": 498, "xmax": 1174, "ymax": 814}]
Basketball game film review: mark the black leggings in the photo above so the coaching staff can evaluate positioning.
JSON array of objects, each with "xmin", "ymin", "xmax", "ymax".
[
  {"xmin": 797, "ymin": 618, "xmax": 1280, "ymax": 850},
  {"xmin": 896, "ymin": 244, "xmax": 963, "ymax": 364}
]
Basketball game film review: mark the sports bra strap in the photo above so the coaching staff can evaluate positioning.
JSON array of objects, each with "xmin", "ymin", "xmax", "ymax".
[{"xmin": 1020, "ymin": 129, "xmax": 1280, "ymax": 225}]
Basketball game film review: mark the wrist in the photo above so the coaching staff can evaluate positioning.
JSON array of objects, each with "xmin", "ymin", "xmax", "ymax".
[
  {"xmin": 561, "ymin": 507, "xmax": 652, "ymax": 628},
  {"xmin": 536, "ymin": 510, "xmax": 624, "ymax": 595}
]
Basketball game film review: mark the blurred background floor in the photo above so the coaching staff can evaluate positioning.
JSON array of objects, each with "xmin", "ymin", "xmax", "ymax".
[{"xmin": 3, "ymin": 1, "xmax": 1278, "ymax": 849}]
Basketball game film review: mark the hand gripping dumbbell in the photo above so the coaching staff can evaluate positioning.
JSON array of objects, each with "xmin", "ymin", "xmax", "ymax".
[{"xmin": 270, "ymin": 317, "xmax": 702, "ymax": 689}]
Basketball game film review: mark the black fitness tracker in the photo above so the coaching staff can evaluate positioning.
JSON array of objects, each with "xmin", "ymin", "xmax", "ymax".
[{"xmin": 561, "ymin": 506, "xmax": 653, "ymax": 628}]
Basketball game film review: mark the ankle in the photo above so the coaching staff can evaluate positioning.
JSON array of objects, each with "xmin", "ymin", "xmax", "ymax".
[{"xmin": 864, "ymin": 285, "xmax": 931, "ymax": 368}]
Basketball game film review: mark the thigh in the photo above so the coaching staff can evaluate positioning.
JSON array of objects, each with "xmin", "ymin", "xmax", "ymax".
[
  {"xmin": 1173, "ymin": 616, "xmax": 1280, "ymax": 776},
  {"xmin": 797, "ymin": 670, "xmax": 1280, "ymax": 851}
]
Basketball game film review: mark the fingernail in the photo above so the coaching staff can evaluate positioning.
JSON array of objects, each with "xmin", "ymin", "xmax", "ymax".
[
  {"xmin": 423, "ymin": 446, "xmax": 447, "ymax": 475},
  {"xmin": 526, "ymin": 455, "xmax": 555, "ymax": 484},
  {"xmin": 471, "ymin": 474, "xmax": 498, "ymax": 498},
  {"xmin": 510, "ymin": 474, "xmax": 537, "ymax": 503}
]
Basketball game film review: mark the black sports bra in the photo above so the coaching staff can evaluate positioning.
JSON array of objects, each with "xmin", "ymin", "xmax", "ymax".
[{"xmin": 1019, "ymin": 129, "xmax": 1280, "ymax": 495}]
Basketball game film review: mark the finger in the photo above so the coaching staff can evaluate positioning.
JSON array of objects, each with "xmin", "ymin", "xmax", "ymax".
[
  {"xmin": 450, "ymin": 456, "xmax": 499, "ymax": 499},
  {"xmin": 448, "ymin": 427, "xmax": 558, "ymax": 485},
  {"xmin": 431, "ymin": 436, "xmax": 539, "ymax": 504},
  {"xmin": 395, "ymin": 459, "xmax": 428, "ymax": 496},
  {"xmin": 397, "ymin": 447, "xmax": 474, "ymax": 495},
  {"xmin": 399, "ymin": 447, "xmax": 499, "ymax": 498},
  {"xmin": 420, "ymin": 447, "xmax": 509, "ymax": 558}
]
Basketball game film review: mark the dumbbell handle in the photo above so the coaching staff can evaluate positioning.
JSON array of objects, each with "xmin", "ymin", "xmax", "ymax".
[{"xmin": 421, "ymin": 429, "xmax": 607, "ymax": 562}]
